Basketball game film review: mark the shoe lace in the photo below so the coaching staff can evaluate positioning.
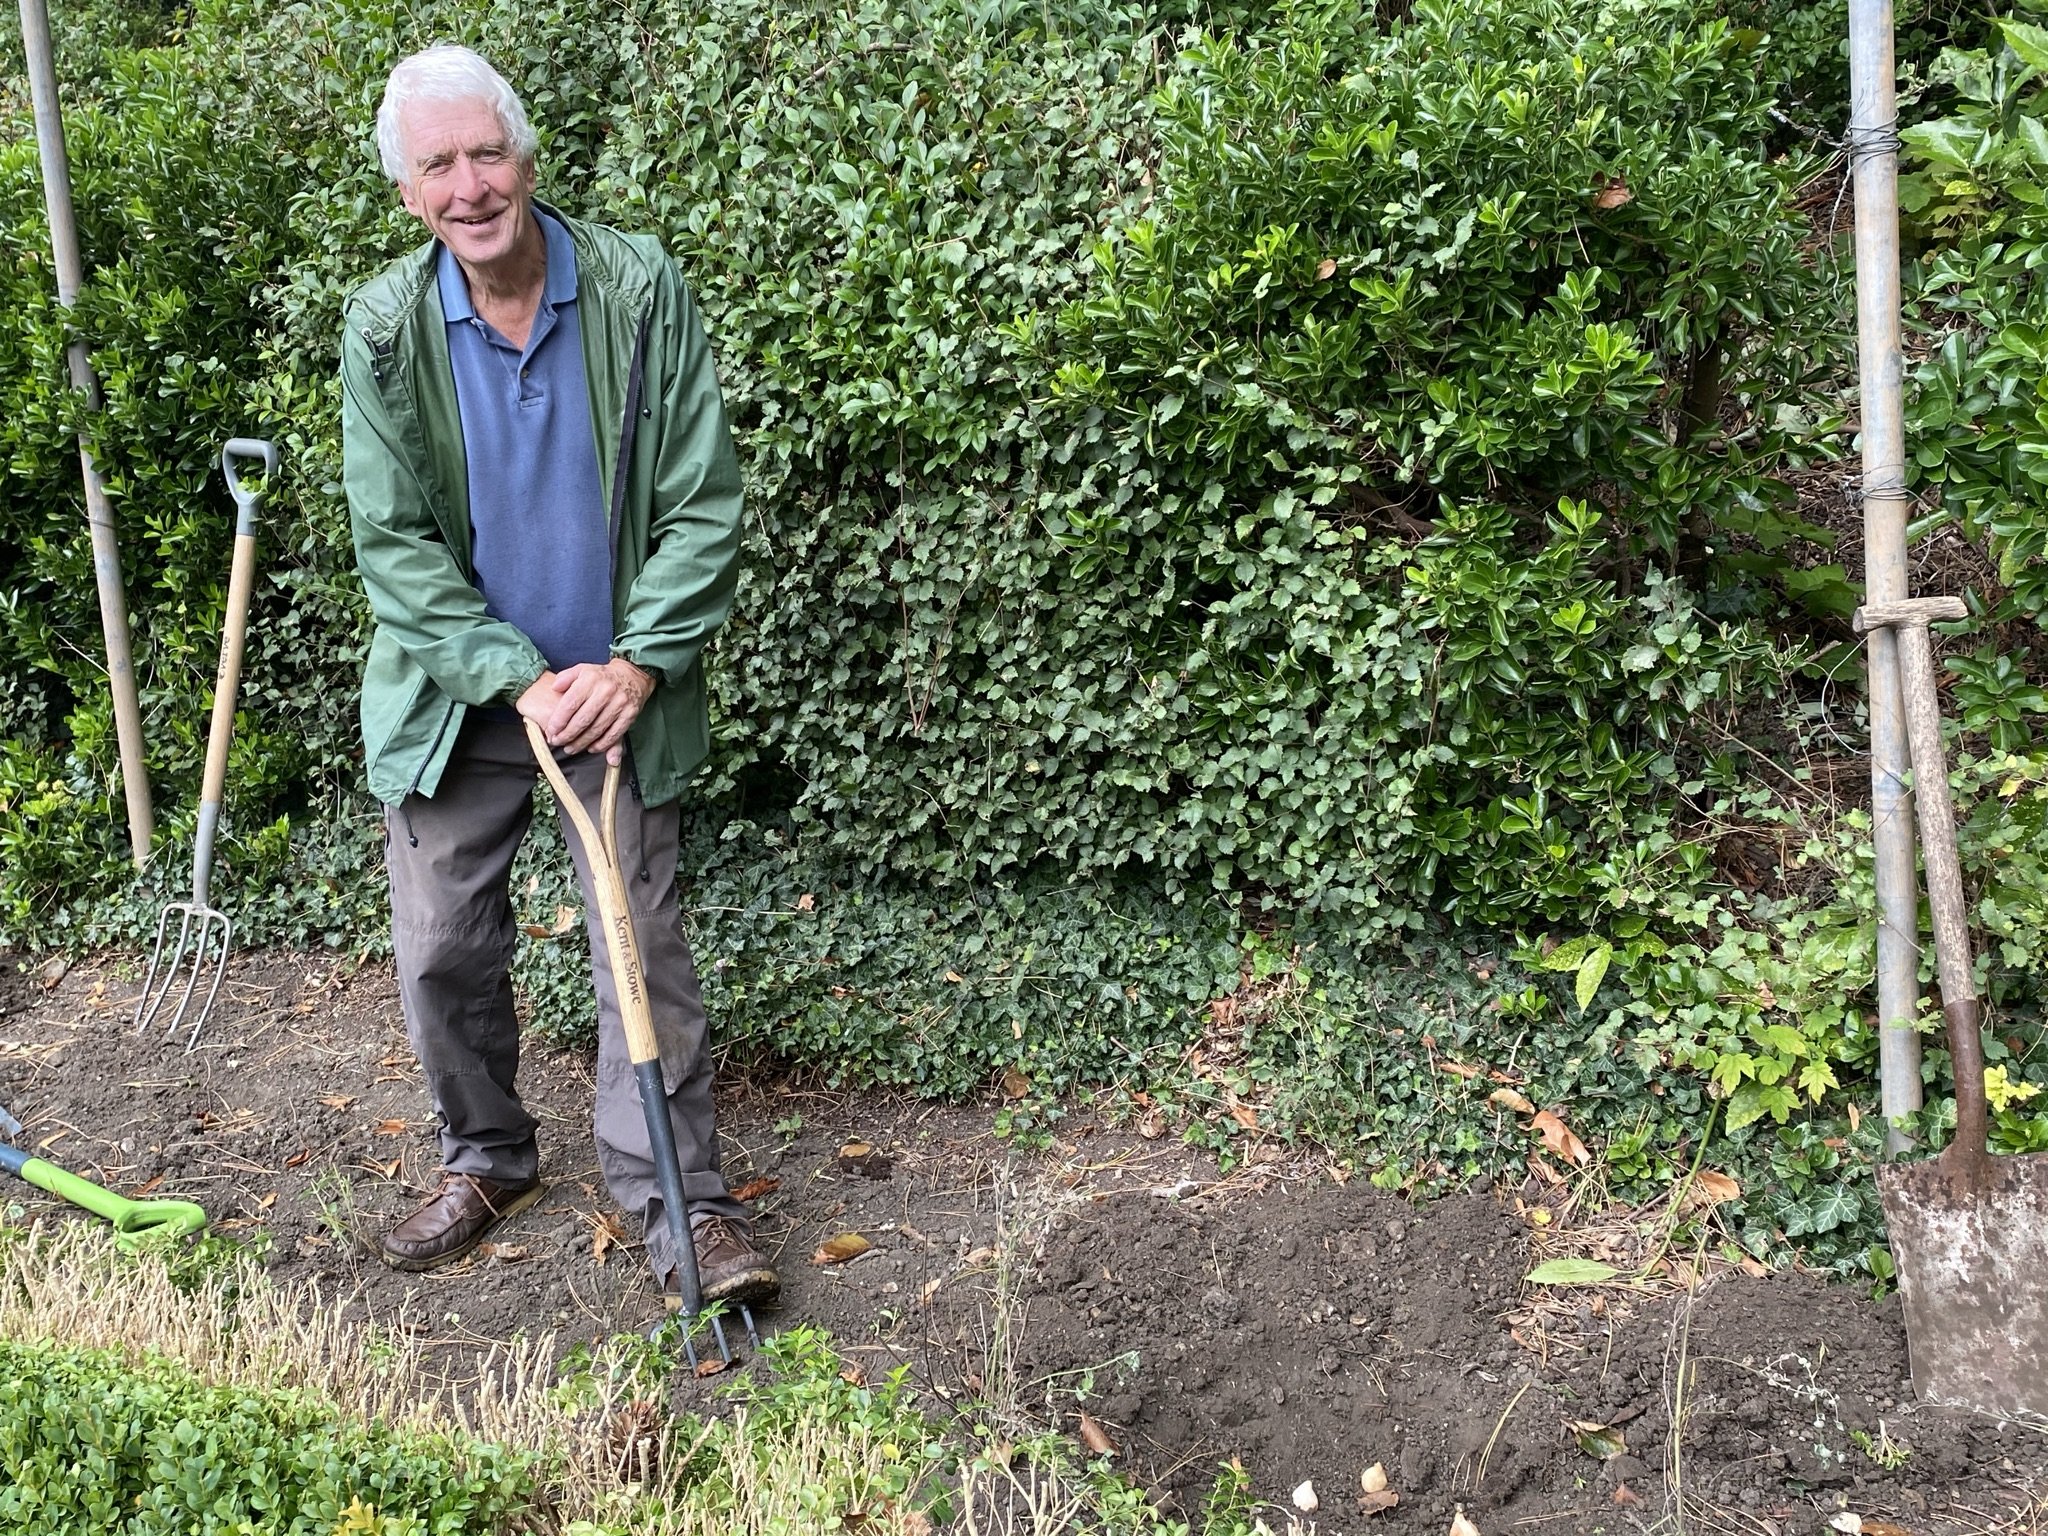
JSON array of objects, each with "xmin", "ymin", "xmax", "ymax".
[{"xmin": 694, "ymin": 1214, "xmax": 747, "ymax": 1248}]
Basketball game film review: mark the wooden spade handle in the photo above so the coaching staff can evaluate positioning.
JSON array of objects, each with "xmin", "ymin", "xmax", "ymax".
[
  {"xmin": 1892, "ymin": 621, "xmax": 1989, "ymax": 1163},
  {"xmin": 525, "ymin": 720, "xmax": 662, "ymax": 1070}
]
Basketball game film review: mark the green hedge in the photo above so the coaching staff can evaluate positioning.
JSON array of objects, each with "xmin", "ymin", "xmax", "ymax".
[
  {"xmin": 0, "ymin": 1338, "xmax": 536, "ymax": 1534},
  {"xmin": 2, "ymin": 0, "xmax": 1834, "ymax": 947}
]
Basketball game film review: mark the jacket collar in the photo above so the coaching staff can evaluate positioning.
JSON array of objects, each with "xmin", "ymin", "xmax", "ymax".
[{"xmin": 350, "ymin": 202, "xmax": 654, "ymax": 345}]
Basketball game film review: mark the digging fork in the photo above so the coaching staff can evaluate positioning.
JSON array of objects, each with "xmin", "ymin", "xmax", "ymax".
[
  {"xmin": 135, "ymin": 438, "xmax": 277, "ymax": 1048},
  {"xmin": 525, "ymin": 720, "xmax": 760, "ymax": 1370}
]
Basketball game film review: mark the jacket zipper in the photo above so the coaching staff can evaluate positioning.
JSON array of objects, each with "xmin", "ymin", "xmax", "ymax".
[{"xmin": 398, "ymin": 700, "xmax": 457, "ymax": 844}]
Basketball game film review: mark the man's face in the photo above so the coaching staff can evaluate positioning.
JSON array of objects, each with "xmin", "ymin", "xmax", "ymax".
[{"xmin": 396, "ymin": 95, "xmax": 537, "ymax": 280}]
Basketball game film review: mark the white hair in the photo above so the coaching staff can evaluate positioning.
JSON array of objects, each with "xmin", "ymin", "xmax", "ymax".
[{"xmin": 375, "ymin": 45, "xmax": 538, "ymax": 186}]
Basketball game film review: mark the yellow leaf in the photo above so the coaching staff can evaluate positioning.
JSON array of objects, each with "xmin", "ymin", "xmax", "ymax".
[
  {"xmin": 1001, "ymin": 1066, "xmax": 1031, "ymax": 1100},
  {"xmin": 1488, "ymin": 1087, "xmax": 1535, "ymax": 1114},
  {"xmin": 812, "ymin": 1232, "xmax": 873, "ymax": 1265},
  {"xmin": 1985, "ymin": 1065, "xmax": 2042, "ymax": 1111}
]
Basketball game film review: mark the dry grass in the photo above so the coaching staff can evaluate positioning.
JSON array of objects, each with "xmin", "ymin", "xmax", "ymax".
[{"xmin": 0, "ymin": 1220, "xmax": 921, "ymax": 1536}]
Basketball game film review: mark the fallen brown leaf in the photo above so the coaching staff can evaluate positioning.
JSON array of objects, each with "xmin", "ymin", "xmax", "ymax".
[
  {"xmin": 1593, "ymin": 177, "xmax": 1632, "ymax": 209},
  {"xmin": 919, "ymin": 1275, "xmax": 946, "ymax": 1305},
  {"xmin": 731, "ymin": 1175, "xmax": 781, "ymax": 1204},
  {"xmin": 283, "ymin": 1147, "xmax": 311, "ymax": 1169},
  {"xmin": 1489, "ymin": 1087, "xmax": 1535, "ymax": 1114},
  {"xmin": 1612, "ymin": 1484, "xmax": 1643, "ymax": 1507},
  {"xmin": 374, "ymin": 1119, "xmax": 410, "ymax": 1137},
  {"xmin": 480, "ymin": 1242, "xmax": 531, "ymax": 1261},
  {"xmin": 813, "ymin": 1232, "xmax": 873, "ymax": 1265},
  {"xmin": 317, "ymin": 1095, "xmax": 356, "ymax": 1111},
  {"xmin": 944, "ymin": 969, "xmax": 965, "ymax": 983},
  {"xmin": 519, "ymin": 924, "xmax": 552, "ymax": 940},
  {"xmin": 1693, "ymin": 1169, "xmax": 1740, "ymax": 1205},
  {"xmin": 1000, "ymin": 1066, "xmax": 1031, "ymax": 1100},
  {"xmin": 1138, "ymin": 1108, "xmax": 1166, "ymax": 1140},
  {"xmin": 1228, "ymin": 1100, "xmax": 1259, "ymax": 1131},
  {"xmin": 795, "ymin": 892, "xmax": 816, "ymax": 911},
  {"xmin": 1529, "ymin": 1109, "xmax": 1591, "ymax": 1166},
  {"xmin": 1315, "ymin": 257, "xmax": 1337, "ymax": 280},
  {"xmin": 550, "ymin": 904, "xmax": 580, "ymax": 935},
  {"xmin": 1439, "ymin": 1060, "xmax": 1482, "ymax": 1080},
  {"xmin": 1448, "ymin": 1505, "xmax": 1482, "ymax": 1536},
  {"xmin": 694, "ymin": 1358, "xmax": 729, "ymax": 1378},
  {"xmin": 258, "ymin": 1191, "xmax": 277, "ymax": 1210},
  {"xmin": 590, "ymin": 1211, "xmax": 624, "ymax": 1266},
  {"xmin": 131, "ymin": 1174, "xmax": 164, "ymax": 1198},
  {"xmin": 1076, "ymin": 1412, "xmax": 1118, "ymax": 1457},
  {"xmin": 1358, "ymin": 1491, "xmax": 1400, "ymax": 1516}
]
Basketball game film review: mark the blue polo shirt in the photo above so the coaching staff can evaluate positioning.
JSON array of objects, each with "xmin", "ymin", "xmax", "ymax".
[{"xmin": 439, "ymin": 211, "xmax": 612, "ymax": 680}]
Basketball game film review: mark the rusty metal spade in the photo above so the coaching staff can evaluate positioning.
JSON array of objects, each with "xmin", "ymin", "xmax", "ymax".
[{"xmin": 1856, "ymin": 596, "xmax": 2048, "ymax": 1418}]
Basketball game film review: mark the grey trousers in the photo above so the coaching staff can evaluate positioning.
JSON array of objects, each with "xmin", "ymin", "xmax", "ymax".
[{"xmin": 384, "ymin": 712, "xmax": 744, "ymax": 1280}]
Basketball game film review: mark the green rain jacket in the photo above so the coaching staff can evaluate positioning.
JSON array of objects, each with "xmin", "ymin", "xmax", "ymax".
[{"xmin": 340, "ymin": 209, "xmax": 742, "ymax": 808}]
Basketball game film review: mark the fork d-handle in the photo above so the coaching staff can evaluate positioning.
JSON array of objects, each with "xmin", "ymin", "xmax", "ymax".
[
  {"xmin": 524, "ymin": 721, "xmax": 711, "ymax": 1342},
  {"xmin": 192, "ymin": 438, "xmax": 276, "ymax": 907}
]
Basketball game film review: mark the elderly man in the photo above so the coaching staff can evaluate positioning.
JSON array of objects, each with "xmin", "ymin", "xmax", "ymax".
[{"xmin": 339, "ymin": 44, "xmax": 775, "ymax": 1311}]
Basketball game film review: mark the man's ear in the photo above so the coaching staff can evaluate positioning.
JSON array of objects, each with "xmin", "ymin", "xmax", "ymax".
[{"xmin": 398, "ymin": 177, "xmax": 423, "ymax": 218}]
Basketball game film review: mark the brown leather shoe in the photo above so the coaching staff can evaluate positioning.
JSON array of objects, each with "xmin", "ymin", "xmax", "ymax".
[
  {"xmin": 381, "ymin": 1172, "xmax": 544, "ymax": 1272},
  {"xmin": 665, "ymin": 1214, "xmax": 779, "ymax": 1309}
]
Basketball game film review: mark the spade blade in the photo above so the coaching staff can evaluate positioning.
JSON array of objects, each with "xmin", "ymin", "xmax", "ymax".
[{"xmin": 1879, "ymin": 1150, "xmax": 2048, "ymax": 1419}]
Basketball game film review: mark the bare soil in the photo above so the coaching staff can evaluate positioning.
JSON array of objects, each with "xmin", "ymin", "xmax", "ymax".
[{"xmin": 2, "ymin": 950, "xmax": 2043, "ymax": 1535}]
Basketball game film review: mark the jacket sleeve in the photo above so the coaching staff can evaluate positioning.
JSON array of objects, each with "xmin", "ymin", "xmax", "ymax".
[
  {"xmin": 341, "ymin": 317, "xmax": 549, "ymax": 707},
  {"xmin": 611, "ymin": 263, "xmax": 743, "ymax": 684}
]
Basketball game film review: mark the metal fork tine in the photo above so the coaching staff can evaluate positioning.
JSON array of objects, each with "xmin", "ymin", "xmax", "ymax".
[
  {"xmin": 137, "ymin": 905, "xmax": 197, "ymax": 1035},
  {"xmin": 179, "ymin": 912, "xmax": 233, "ymax": 1050},
  {"xmin": 709, "ymin": 1314, "xmax": 733, "ymax": 1364},
  {"xmin": 163, "ymin": 920, "xmax": 209, "ymax": 1040},
  {"xmin": 739, "ymin": 1305, "xmax": 761, "ymax": 1351}
]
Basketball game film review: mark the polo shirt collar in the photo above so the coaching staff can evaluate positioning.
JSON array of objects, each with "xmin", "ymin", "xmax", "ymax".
[{"xmin": 436, "ymin": 208, "xmax": 578, "ymax": 323}]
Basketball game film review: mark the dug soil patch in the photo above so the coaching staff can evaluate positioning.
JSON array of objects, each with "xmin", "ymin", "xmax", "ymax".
[{"xmin": 3, "ymin": 951, "xmax": 2042, "ymax": 1534}]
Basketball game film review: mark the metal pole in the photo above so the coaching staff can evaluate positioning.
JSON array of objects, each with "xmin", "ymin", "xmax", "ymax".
[
  {"xmin": 1848, "ymin": 0, "xmax": 1921, "ymax": 1152},
  {"xmin": 18, "ymin": 0, "xmax": 155, "ymax": 866}
]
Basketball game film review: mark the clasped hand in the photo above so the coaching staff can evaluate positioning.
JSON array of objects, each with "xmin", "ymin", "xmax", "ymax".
[{"xmin": 517, "ymin": 658, "xmax": 653, "ymax": 764}]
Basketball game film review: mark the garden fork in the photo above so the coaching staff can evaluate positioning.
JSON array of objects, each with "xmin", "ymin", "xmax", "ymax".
[
  {"xmin": 135, "ymin": 438, "xmax": 277, "ymax": 1048},
  {"xmin": 526, "ymin": 720, "xmax": 761, "ymax": 1370}
]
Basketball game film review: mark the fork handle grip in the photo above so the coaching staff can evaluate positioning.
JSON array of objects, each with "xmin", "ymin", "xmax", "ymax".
[{"xmin": 523, "ymin": 722, "xmax": 659, "ymax": 1067}]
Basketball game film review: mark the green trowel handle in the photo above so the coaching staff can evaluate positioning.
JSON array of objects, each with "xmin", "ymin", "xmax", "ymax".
[{"xmin": 1, "ymin": 1142, "xmax": 208, "ymax": 1248}]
